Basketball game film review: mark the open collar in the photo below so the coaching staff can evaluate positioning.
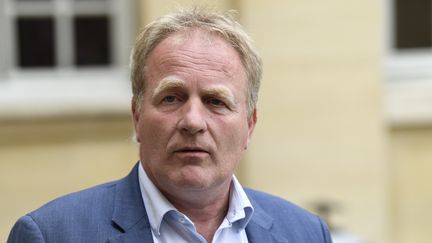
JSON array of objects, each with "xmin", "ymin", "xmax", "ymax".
[
  {"xmin": 107, "ymin": 162, "xmax": 288, "ymax": 243},
  {"xmin": 138, "ymin": 161, "xmax": 255, "ymax": 234}
]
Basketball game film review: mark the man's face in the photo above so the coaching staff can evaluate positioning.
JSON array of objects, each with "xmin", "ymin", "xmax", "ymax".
[{"xmin": 132, "ymin": 29, "xmax": 256, "ymax": 198}]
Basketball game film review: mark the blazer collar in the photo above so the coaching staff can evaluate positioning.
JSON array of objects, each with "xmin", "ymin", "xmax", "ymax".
[
  {"xmin": 246, "ymin": 193, "xmax": 290, "ymax": 243},
  {"xmin": 109, "ymin": 162, "xmax": 154, "ymax": 243}
]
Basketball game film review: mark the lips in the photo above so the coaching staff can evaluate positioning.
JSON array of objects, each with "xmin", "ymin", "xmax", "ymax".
[{"xmin": 174, "ymin": 147, "xmax": 209, "ymax": 154}]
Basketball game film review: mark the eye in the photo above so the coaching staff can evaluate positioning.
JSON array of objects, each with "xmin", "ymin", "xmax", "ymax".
[
  {"xmin": 161, "ymin": 95, "xmax": 179, "ymax": 104},
  {"xmin": 206, "ymin": 98, "xmax": 226, "ymax": 108}
]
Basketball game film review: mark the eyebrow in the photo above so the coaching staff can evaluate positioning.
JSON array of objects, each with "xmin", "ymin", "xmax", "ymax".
[
  {"xmin": 152, "ymin": 79, "xmax": 186, "ymax": 99},
  {"xmin": 152, "ymin": 79, "xmax": 237, "ymax": 106}
]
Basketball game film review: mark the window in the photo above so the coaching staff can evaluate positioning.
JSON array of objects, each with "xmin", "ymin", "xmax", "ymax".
[
  {"xmin": 394, "ymin": 0, "xmax": 431, "ymax": 49},
  {"xmin": 386, "ymin": 0, "xmax": 432, "ymax": 125},
  {"xmin": 17, "ymin": 16, "xmax": 56, "ymax": 68},
  {"xmin": 0, "ymin": 0, "xmax": 136, "ymax": 118},
  {"xmin": 74, "ymin": 15, "xmax": 111, "ymax": 66}
]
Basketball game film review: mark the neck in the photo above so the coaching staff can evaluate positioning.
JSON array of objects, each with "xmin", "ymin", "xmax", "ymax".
[{"xmin": 163, "ymin": 181, "xmax": 232, "ymax": 242}]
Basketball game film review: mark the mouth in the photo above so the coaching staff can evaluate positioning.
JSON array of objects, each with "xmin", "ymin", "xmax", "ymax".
[
  {"xmin": 174, "ymin": 147, "xmax": 210, "ymax": 157},
  {"xmin": 174, "ymin": 147, "xmax": 209, "ymax": 154}
]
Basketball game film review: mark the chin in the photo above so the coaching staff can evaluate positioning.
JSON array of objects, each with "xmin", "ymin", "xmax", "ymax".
[{"xmin": 173, "ymin": 177, "xmax": 211, "ymax": 190}]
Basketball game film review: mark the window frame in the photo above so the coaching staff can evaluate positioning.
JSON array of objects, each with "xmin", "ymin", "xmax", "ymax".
[
  {"xmin": 0, "ymin": 0, "xmax": 136, "ymax": 119},
  {"xmin": 385, "ymin": 0, "xmax": 432, "ymax": 126}
]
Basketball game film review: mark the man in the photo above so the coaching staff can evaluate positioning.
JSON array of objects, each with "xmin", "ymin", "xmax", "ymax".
[{"xmin": 8, "ymin": 7, "xmax": 332, "ymax": 243}]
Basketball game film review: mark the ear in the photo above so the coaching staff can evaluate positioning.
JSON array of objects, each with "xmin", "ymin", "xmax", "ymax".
[
  {"xmin": 131, "ymin": 96, "xmax": 141, "ymax": 142},
  {"xmin": 245, "ymin": 108, "xmax": 257, "ymax": 150}
]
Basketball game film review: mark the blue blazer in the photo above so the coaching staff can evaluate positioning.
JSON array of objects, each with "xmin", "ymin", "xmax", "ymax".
[{"xmin": 8, "ymin": 163, "xmax": 332, "ymax": 243}]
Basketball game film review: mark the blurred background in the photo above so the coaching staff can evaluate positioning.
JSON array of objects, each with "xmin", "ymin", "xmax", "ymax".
[{"xmin": 1, "ymin": 0, "xmax": 432, "ymax": 242}]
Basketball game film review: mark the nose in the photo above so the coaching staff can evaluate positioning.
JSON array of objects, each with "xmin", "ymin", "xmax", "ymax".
[{"xmin": 177, "ymin": 98, "xmax": 207, "ymax": 134}]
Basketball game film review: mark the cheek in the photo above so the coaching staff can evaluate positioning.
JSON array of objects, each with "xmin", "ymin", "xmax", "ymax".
[
  {"xmin": 137, "ymin": 112, "xmax": 175, "ymax": 148},
  {"xmin": 217, "ymin": 119, "xmax": 250, "ymax": 153}
]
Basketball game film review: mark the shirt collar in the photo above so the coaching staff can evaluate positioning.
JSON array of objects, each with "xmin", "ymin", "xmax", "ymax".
[
  {"xmin": 138, "ymin": 162, "xmax": 254, "ymax": 234},
  {"xmin": 138, "ymin": 162, "xmax": 176, "ymax": 235},
  {"xmin": 227, "ymin": 175, "xmax": 254, "ymax": 230}
]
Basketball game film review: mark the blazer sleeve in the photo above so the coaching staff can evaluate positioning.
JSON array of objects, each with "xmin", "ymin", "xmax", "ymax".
[{"xmin": 7, "ymin": 215, "xmax": 45, "ymax": 243}]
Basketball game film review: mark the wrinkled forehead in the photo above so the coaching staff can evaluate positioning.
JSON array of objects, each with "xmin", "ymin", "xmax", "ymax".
[{"xmin": 146, "ymin": 28, "xmax": 246, "ymax": 79}]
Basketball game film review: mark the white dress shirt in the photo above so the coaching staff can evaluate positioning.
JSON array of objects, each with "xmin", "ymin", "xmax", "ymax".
[{"xmin": 138, "ymin": 162, "xmax": 254, "ymax": 243}]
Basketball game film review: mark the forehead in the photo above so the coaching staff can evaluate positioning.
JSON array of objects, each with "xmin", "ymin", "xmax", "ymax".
[{"xmin": 144, "ymin": 29, "xmax": 246, "ymax": 86}]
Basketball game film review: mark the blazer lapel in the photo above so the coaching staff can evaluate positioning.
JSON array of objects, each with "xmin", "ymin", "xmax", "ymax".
[
  {"xmin": 108, "ymin": 163, "xmax": 154, "ymax": 243},
  {"xmin": 246, "ymin": 221, "xmax": 279, "ymax": 243},
  {"xmin": 108, "ymin": 218, "xmax": 154, "ymax": 243},
  {"xmin": 246, "ymin": 196, "xmax": 290, "ymax": 243}
]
